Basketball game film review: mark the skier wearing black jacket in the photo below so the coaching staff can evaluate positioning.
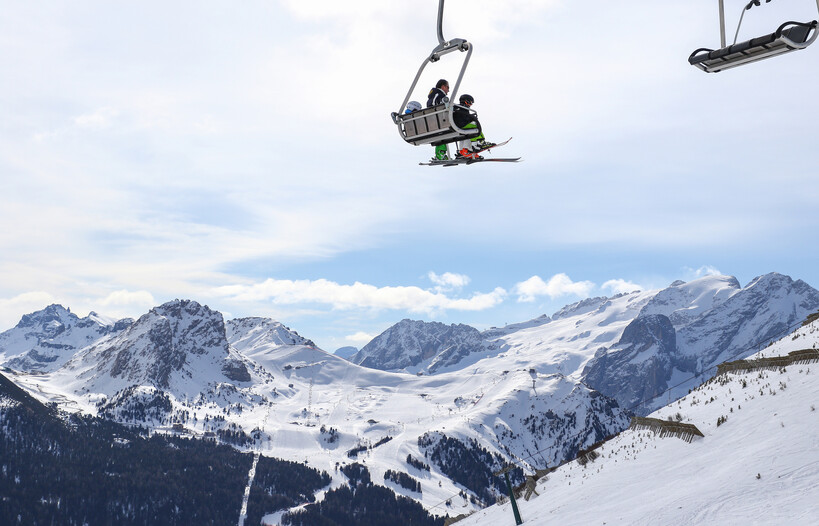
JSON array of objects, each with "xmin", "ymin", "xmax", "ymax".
[
  {"xmin": 426, "ymin": 78, "xmax": 449, "ymax": 108},
  {"xmin": 453, "ymin": 94, "xmax": 494, "ymax": 160}
]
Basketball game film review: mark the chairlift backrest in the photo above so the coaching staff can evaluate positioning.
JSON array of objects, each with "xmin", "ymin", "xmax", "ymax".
[
  {"xmin": 395, "ymin": 104, "xmax": 482, "ymax": 147},
  {"xmin": 689, "ymin": 0, "xmax": 819, "ymax": 72}
]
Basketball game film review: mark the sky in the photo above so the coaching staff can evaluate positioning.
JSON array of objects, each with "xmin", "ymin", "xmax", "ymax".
[{"xmin": 2, "ymin": 0, "xmax": 819, "ymax": 352}]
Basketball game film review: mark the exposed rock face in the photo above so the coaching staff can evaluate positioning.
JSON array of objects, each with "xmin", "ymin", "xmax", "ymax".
[
  {"xmin": 583, "ymin": 314, "xmax": 677, "ymax": 414},
  {"xmin": 63, "ymin": 299, "xmax": 258, "ymax": 395},
  {"xmin": 95, "ymin": 300, "xmax": 230, "ymax": 389},
  {"xmin": 582, "ymin": 273, "xmax": 819, "ymax": 414},
  {"xmin": 675, "ymin": 273, "xmax": 819, "ymax": 368},
  {"xmin": 350, "ymin": 319, "xmax": 493, "ymax": 374}
]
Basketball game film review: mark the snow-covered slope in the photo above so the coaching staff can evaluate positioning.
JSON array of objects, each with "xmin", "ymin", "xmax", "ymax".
[
  {"xmin": 0, "ymin": 304, "xmax": 130, "ymax": 373},
  {"xmin": 227, "ymin": 317, "xmax": 314, "ymax": 350},
  {"xmin": 458, "ymin": 319, "xmax": 819, "ymax": 526}
]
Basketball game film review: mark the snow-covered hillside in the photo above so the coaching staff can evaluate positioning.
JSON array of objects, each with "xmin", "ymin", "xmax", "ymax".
[{"xmin": 457, "ymin": 318, "xmax": 819, "ymax": 526}]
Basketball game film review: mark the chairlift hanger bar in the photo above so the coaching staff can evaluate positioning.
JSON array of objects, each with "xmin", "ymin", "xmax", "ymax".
[
  {"xmin": 394, "ymin": 0, "xmax": 473, "ymax": 119},
  {"xmin": 719, "ymin": 0, "xmax": 819, "ymax": 46},
  {"xmin": 390, "ymin": 0, "xmax": 482, "ymax": 149}
]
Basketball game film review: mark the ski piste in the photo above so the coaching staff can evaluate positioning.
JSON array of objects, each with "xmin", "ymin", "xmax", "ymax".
[{"xmin": 420, "ymin": 137, "xmax": 519, "ymax": 166}]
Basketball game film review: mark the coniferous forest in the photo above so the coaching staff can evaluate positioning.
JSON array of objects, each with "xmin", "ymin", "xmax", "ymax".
[
  {"xmin": 283, "ymin": 463, "xmax": 444, "ymax": 526},
  {"xmin": 0, "ymin": 372, "xmax": 446, "ymax": 525},
  {"xmin": 0, "ymin": 372, "xmax": 329, "ymax": 526}
]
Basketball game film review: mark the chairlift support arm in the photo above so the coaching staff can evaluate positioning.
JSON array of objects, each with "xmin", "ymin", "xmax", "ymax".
[
  {"xmin": 394, "ymin": 0, "xmax": 473, "ymax": 119},
  {"xmin": 716, "ymin": 0, "xmax": 819, "ymax": 45}
]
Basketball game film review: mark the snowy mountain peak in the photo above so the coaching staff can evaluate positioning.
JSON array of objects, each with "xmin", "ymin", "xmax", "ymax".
[
  {"xmin": 226, "ymin": 317, "xmax": 314, "ymax": 352},
  {"xmin": 15, "ymin": 303, "xmax": 74, "ymax": 331},
  {"xmin": 583, "ymin": 272, "xmax": 819, "ymax": 415},
  {"xmin": 59, "ymin": 299, "xmax": 245, "ymax": 393},
  {"xmin": 1, "ymin": 304, "xmax": 130, "ymax": 373},
  {"xmin": 639, "ymin": 274, "xmax": 741, "ymax": 328},
  {"xmin": 333, "ymin": 346, "xmax": 358, "ymax": 360},
  {"xmin": 351, "ymin": 319, "xmax": 494, "ymax": 374},
  {"xmin": 551, "ymin": 296, "xmax": 611, "ymax": 321},
  {"xmin": 744, "ymin": 272, "xmax": 819, "ymax": 306}
]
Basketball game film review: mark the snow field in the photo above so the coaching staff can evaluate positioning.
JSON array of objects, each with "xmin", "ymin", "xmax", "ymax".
[{"xmin": 458, "ymin": 359, "xmax": 819, "ymax": 525}]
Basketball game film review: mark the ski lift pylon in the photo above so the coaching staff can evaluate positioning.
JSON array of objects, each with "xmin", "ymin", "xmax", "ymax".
[
  {"xmin": 390, "ymin": 0, "xmax": 483, "ymax": 147},
  {"xmin": 689, "ymin": 0, "xmax": 819, "ymax": 72}
]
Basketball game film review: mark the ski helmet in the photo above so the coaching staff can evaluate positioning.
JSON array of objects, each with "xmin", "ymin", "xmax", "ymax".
[
  {"xmin": 459, "ymin": 94, "xmax": 474, "ymax": 105},
  {"xmin": 406, "ymin": 101, "xmax": 422, "ymax": 113}
]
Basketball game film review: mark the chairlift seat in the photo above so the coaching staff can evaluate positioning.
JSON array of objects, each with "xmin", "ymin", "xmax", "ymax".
[
  {"xmin": 690, "ymin": 20, "xmax": 818, "ymax": 72},
  {"xmin": 393, "ymin": 104, "xmax": 483, "ymax": 146}
]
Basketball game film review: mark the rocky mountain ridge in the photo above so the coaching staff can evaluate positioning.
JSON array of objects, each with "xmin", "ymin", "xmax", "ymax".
[
  {"xmin": 350, "ymin": 319, "xmax": 499, "ymax": 374},
  {"xmin": 0, "ymin": 304, "xmax": 131, "ymax": 373},
  {"xmin": 355, "ymin": 273, "xmax": 819, "ymax": 415}
]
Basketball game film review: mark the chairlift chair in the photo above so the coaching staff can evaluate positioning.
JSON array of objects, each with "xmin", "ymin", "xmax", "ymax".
[
  {"xmin": 689, "ymin": 0, "xmax": 819, "ymax": 72},
  {"xmin": 391, "ymin": 0, "xmax": 483, "ymax": 146}
]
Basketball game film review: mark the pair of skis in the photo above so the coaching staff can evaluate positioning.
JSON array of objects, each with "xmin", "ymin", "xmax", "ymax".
[{"xmin": 419, "ymin": 138, "xmax": 520, "ymax": 167}]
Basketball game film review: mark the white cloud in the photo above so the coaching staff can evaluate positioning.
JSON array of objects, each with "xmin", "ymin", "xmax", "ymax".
[
  {"xmin": 99, "ymin": 289, "xmax": 156, "ymax": 310},
  {"xmin": 74, "ymin": 107, "xmax": 120, "ymax": 129},
  {"xmin": 602, "ymin": 279, "xmax": 642, "ymax": 295},
  {"xmin": 694, "ymin": 266, "xmax": 722, "ymax": 278},
  {"xmin": 212, "ymin": 278, "xmax": 506, "ymax": 313},
  {"xmin": 428, "ymin": 271, "xmax": 471, "ymax": 290},
  {"xmin": 514, "ymin": 274, "xmax": 594, "ymax": 302}
]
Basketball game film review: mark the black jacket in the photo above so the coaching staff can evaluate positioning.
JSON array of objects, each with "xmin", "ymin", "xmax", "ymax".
[
  {"xmin": 453, "ymin": 104, "xmax": 477, "ymax": 128},
  {"xmin": 427, "ymin": 88, "xmax": 448, "ymax": 107}
]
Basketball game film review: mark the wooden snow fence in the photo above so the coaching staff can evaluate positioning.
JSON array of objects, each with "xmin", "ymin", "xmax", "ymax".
[
  {"xmin": 575, "ymin": 441, "xmax": 603, "ymax": 467},
  {"xmin": 802, "ymin": 311, "xmax": 819, "ymax": 327},
  {"xmin": 629, "ymin": 416, "xmax": 704, "ymax": 443},
  {"xmin": 716, "ymin": 349, "xmax": 819, "ymax": 376}
]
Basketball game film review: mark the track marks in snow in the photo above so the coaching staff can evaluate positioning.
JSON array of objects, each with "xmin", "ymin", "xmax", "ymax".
[{"xmin": 238, "ymin": 452, "xmax": 260, "ymax": 526}]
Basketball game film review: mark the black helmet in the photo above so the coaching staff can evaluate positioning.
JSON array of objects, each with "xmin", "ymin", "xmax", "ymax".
[{"xmin": 459, "ymin": 94, "xmax": 474, "ymax": 105}]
